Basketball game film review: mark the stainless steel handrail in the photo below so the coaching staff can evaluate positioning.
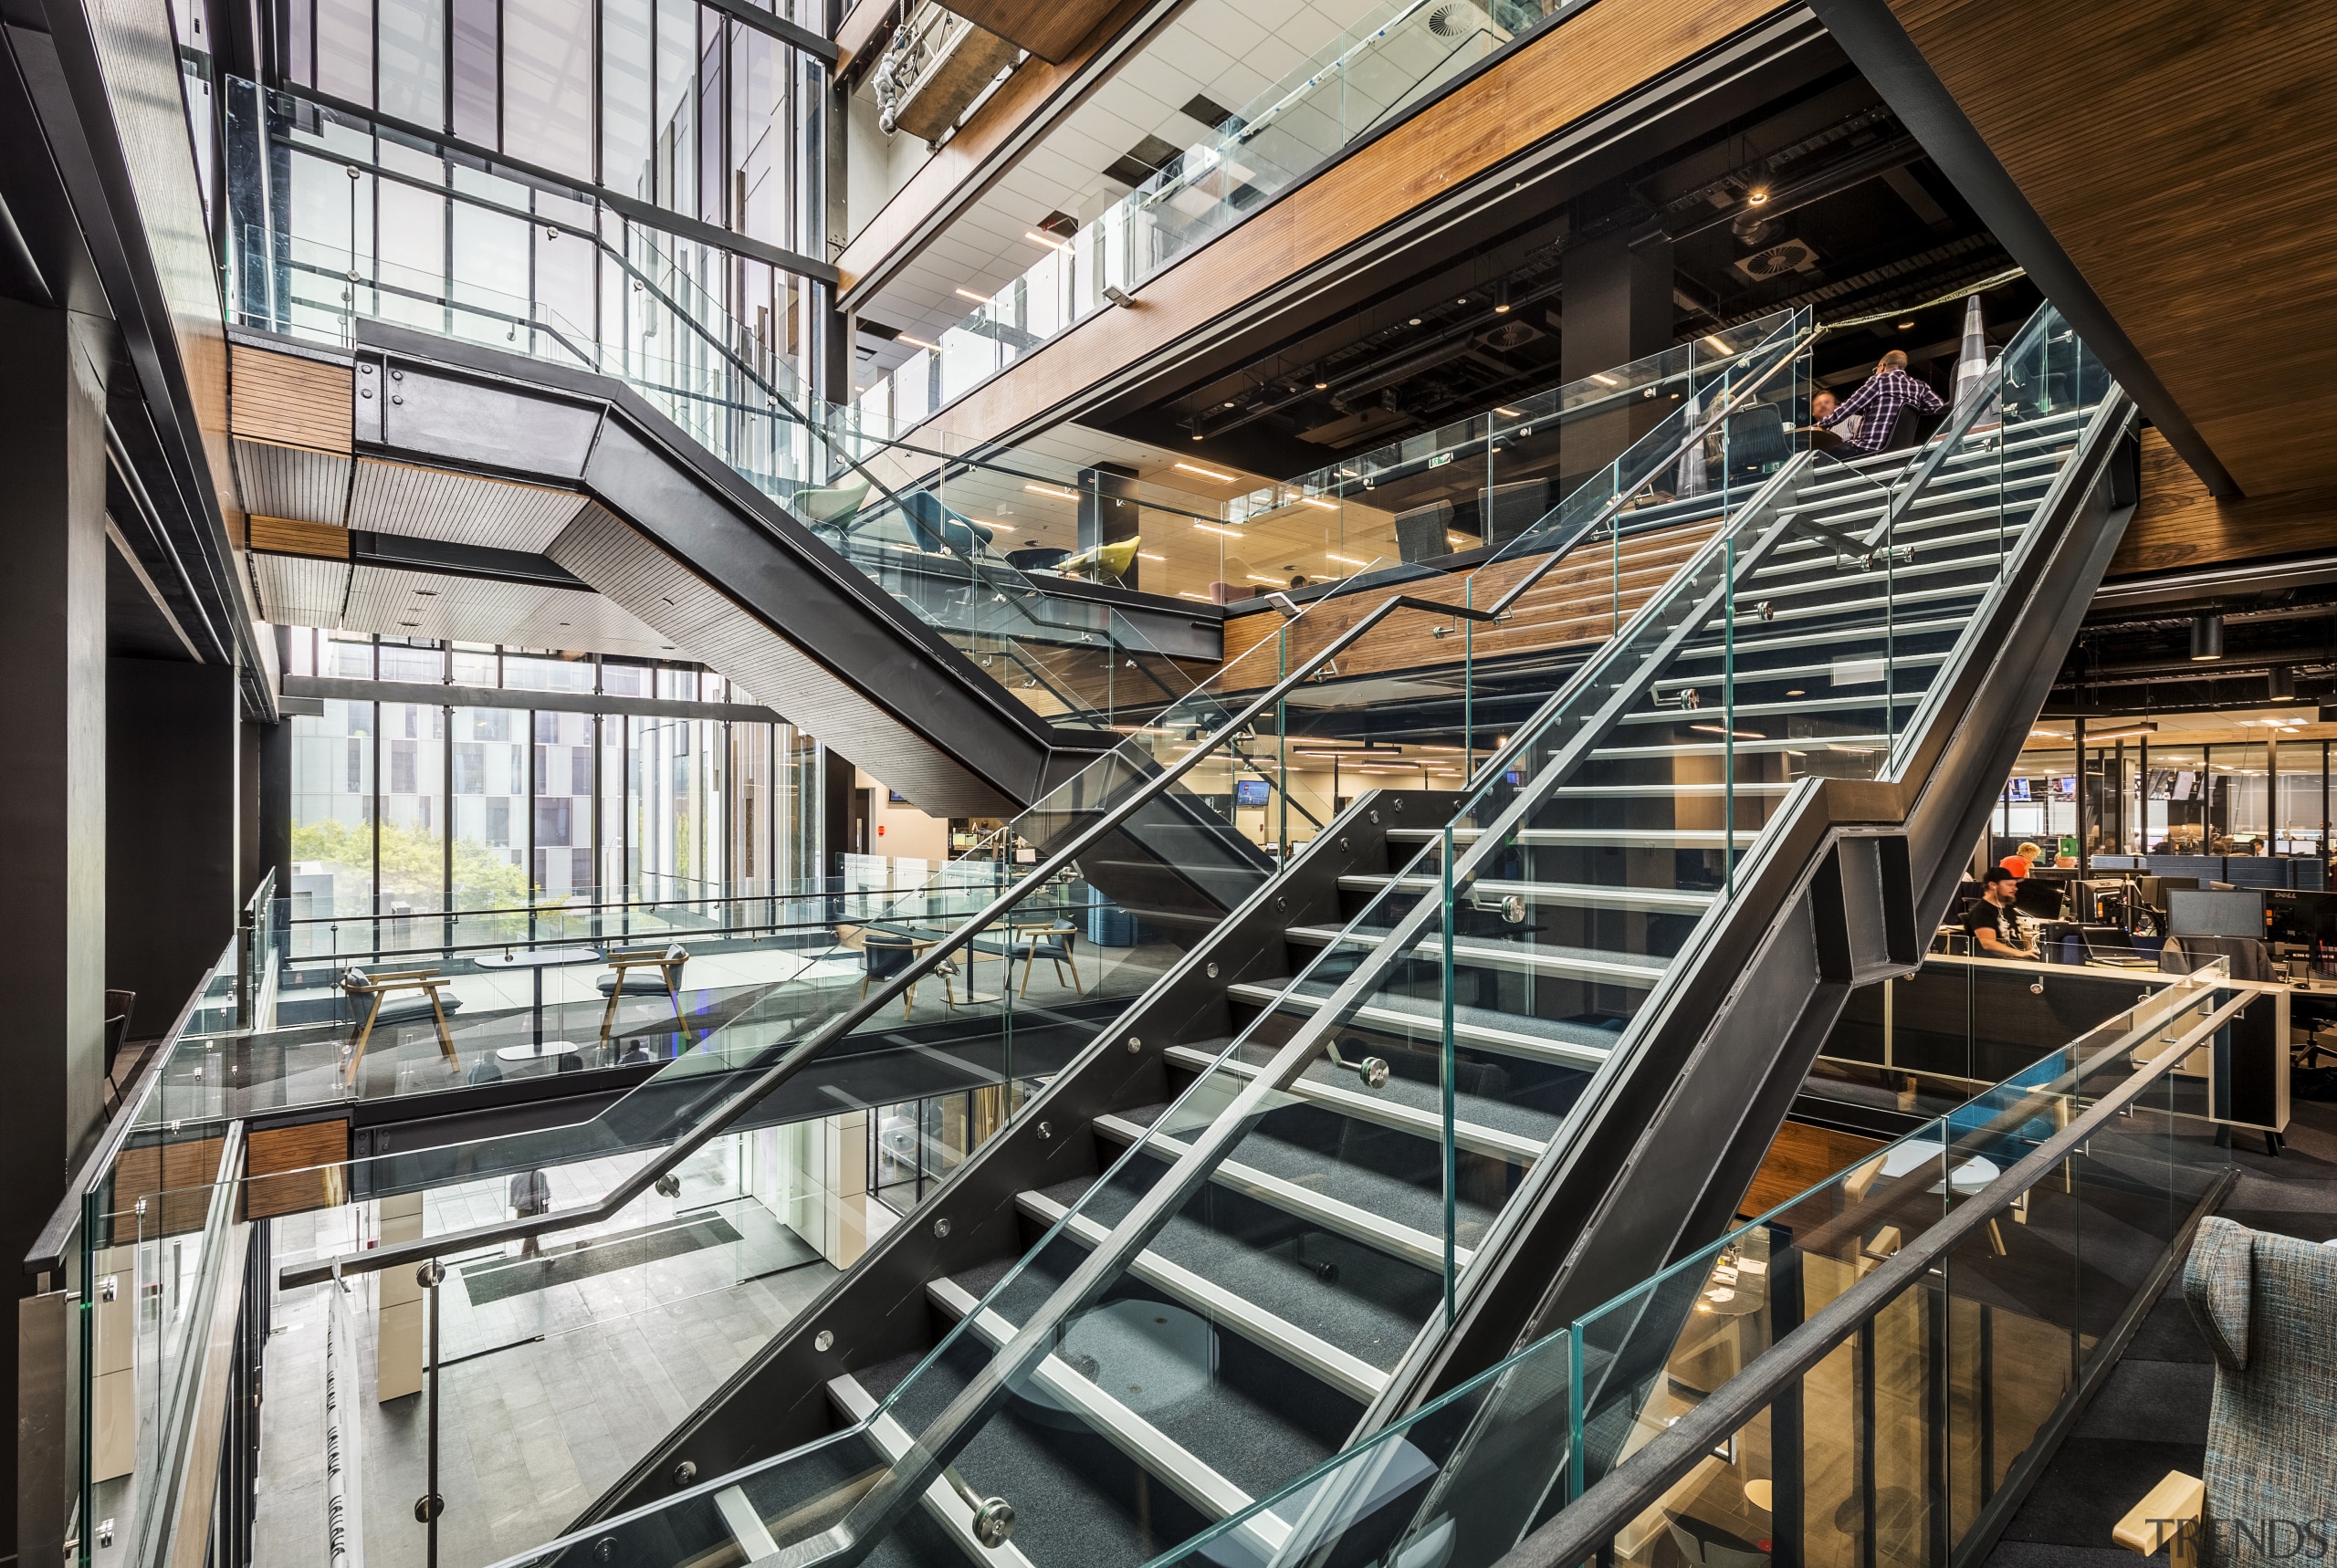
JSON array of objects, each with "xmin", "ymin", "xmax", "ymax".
[
  {"xmin": 278, "ymin": 319, "xmax": 1821, "ymax": 1291},
  {"xmin": 1494, "ymin": 988, "xmax": 2248, "ymax": 1568}
]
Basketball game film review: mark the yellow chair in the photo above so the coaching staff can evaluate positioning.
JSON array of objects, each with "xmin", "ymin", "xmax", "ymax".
[{"xmin": 1054, "ymin": 537, "xmax": 1140, "ymax": 586}]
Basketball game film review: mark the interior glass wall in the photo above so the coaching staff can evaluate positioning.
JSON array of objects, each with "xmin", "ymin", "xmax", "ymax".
[{"xmin": 285, "ymin": 630, "xmax": 823, "ymax": 915}]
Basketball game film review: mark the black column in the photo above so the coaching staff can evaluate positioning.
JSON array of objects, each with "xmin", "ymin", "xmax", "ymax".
[
  {"xmin": 1077, "ymin": 463, "xmax": 1141, "ymax": 591},
  {"xmin": 1560, "ymin": 224, "xmax": 1676, "ymax": 488},
  {"xmin": 110, "ymin": 658, "xmax": 240, "ymax": 1040},
  {"xmin": 0, "ymin": 300, "xmax": 110, "ymax": 1561}
]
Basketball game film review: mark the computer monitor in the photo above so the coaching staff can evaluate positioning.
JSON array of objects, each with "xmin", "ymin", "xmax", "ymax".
[
  {"xmin": 2154, "ymin": 875, "xmax": 2200, "ymax": 894},
  {"xmin": 2167, "ymin": 887, "xmax": 2268, "ymax": 940},
  {"xmin": 2266, "ymin": 889, "xmax": 2337, "ymax": 946},
  {"xmin": 2013, "ymin": 877, "xmax": 2066, "ymax": 919}
]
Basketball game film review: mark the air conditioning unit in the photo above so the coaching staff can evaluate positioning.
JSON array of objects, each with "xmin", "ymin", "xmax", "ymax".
[{"xmin": 1732, "ymin": 239, "xmax": 1819, "ymax": 281}]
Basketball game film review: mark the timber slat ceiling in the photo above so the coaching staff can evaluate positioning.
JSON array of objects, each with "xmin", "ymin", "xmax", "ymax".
[
  {"xmin": 1891, "ymin": 0, "xmax": 2337, "ymax": 497},
  {"xmin": 2112, "ymin": 429, "xmax": 2337, "ymax": 579},
  {"xmin": 347, "ymin": 457, "xmax": 589, "ymax": 550},
  {"xmin": 230, "ymin": 344, "xmax": 352, "ymax": 453},
  {"xmin": 919, "ymin": 0, "xmax": 1779, "ymax": 452},
  {"xmin": 247, "ymin": 514, "xmax": 351, "ymax": 559}
]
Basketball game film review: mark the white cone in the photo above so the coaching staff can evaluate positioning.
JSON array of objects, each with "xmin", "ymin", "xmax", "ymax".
[{"xmin": 1951, "ymin": 293, "xmax": 1998, "ymax": 431}]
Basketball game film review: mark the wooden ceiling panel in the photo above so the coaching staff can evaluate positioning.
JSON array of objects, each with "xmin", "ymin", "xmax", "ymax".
[
  {"xmin": 942, "ymin": 0, "xmax": 1120, "ymax": 62},
  {"xmin": 1890, "ymin": 0, "xmax": 2337, "ymax": 497}
]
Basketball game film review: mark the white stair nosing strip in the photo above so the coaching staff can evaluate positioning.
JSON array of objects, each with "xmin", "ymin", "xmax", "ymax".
[
  {"xmin": 826, "ymin": 1373, "xmax": 1040, "ymax": 1568},
  {"xmin": 1652, "ymin": 652, "xmax": 1947, "ymax": 689},
  {"xmin": 1162, "ymin": 1043, "xmax": 1546, "ymax": 1162},
  {"xmin": 1666, "ymin": 616, "xmax": 1969, "ymax": 662},
  {"xmin": 716, "ymin": 1487, "xmax": 782, "ymax": 1563},
  {"xmin": 1015, "ymin": 1190, "xmax": 1389, "ymax": 1403},
  {"xmin": 1337, "ymin": 873, "xmax": 1717, "ymax": 913},
  {"xmin": 1619, "ymin": 693, "xmax": 1931, "ymax": 725},
  {"xmin": 1092, "ymin": 1113, "xmax": 1471, "ymax": 1273},
  {"xmin": 1281, "ymin": 924, "xmax": 1670, "ymax": 987},
  {"xmin": 1225, "ymin": 982, "xmax": 1616, "ymax": 1070},
  {"xmin": 1549, "ymin": 782, "xmax": 1797, "ymax": 798},
  {"xmin": 924, "ymin": 1278, "xmax": 1291, "ymax": 1552},
  {"xmin": 1589, "ymin": 734, "xmax": 1891, "ymax": 760}
]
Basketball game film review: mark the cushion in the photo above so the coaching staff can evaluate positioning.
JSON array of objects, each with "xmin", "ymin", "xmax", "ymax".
[
  {"xmin": 2185, "ymin": 1216, "xmax": 2252, "ymax": 1372},
  {"xmin": 597, "ymin": 971, "xmax": 681, "ymax": 996},
  {"xmin": 2190, "ymin": 1218, "xmax": 2337, "ymax": 1565}
]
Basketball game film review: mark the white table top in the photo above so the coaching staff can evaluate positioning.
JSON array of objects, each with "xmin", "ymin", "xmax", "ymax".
[{"xmin": 473, "ymin": 946, "xmax": 603, "ymax": 969}]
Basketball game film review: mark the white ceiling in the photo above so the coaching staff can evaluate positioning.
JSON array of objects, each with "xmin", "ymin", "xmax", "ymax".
[{"xmin": 850, "ymin": 0, "xmax": 1385, "ymax": 384}]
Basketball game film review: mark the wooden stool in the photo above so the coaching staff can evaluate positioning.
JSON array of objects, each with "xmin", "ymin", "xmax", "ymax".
[
  {"xmin": 341, "ymin": 968, "xmax": 459, "ymax": 1084},
  {"xmin": 599, "ymin": 944, "xmax": 690, "ymax": 1046}
]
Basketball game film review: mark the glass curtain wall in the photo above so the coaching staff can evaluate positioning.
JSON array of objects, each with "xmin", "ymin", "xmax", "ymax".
[
  {"xmin": 286, "ymin": 630, "xmax": 823, "ymax": 917},
  {"xmin": 266, "ymin": 0, "xmax": 825, "ymax": 391}
]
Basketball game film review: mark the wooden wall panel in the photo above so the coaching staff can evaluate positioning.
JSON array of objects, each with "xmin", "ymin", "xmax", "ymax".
[
  {"xmin": 110, "ymin": 1136, "xmax": 228, "ymax": 1239},
  {"xmin": 1736, "ymin": 1119, "xmax": 1887, "ymax": 1219},
  {"xmin": 230, "ymin": 344, "xmax": 352, "ymax": 454},
  {"xmin": 247, "ymin": 514, "xmax": 352, "ymax": 559},
  {"xmin": 1217, "ymin": 521, "xmax": 1713, "ymax": 689},
  {"xmin": 245, "ymin": 1119, "xmax": 351, "ymax": 1221},
  {"xmin": 1891, "ymin": 0, "xmax": 2337, "ymax": 497},
  {"xmin": 919, "ymin": 0, "xmax": 1779, "ymax": 451},
  {"xmin": 2111, "ymin": 429, "xmax": 2337, "ymax": 578}
]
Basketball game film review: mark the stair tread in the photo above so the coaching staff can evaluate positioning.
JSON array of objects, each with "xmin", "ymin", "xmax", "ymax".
[
  {"xmin": 1023, "ymin": 1180, "xmax": 1417, "ymax": 1390},
  {"xmin": 1163, "ymin": 1040, "xmax": 1562, "ymax": 1157},
  {"xmin": 1101, "ymin": 1104, "xmax": 1499, "ymax": 1255},
  {"xmin": 1228, "ymin": 978, "xmax": 1620, "ymax": 1067}
]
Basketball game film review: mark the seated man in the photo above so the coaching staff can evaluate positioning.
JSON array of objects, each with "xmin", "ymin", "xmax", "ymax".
[{"xmin": 1961, "ymin": 865, "xmax": 2034, "ymax": 957}]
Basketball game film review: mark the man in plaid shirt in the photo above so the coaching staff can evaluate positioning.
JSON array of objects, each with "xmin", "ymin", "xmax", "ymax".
[{"xmin": 1829, "ymin": 350, "xmax": 1944, "ymax": 454}]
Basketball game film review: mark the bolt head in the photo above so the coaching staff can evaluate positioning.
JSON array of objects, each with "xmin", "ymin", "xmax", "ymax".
[
  {"xmin": 672, "ymin": 1460, "xmax": 697, "ymax": 1487},
  {"xmin": 814, "ymin": 1329, "xmax": 834, "ymax": 1352}
]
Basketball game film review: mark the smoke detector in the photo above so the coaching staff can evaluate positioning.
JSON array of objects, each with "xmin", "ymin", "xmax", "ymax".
[{"xmin": 1732, "ymin": 239, "xmax": 1819, "ymax": 281}]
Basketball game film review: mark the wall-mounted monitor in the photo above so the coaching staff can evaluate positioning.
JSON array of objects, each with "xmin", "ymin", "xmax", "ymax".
[{"xmin": 1234, "ymin": 779, "xmax": 1271, "ymax": 807}]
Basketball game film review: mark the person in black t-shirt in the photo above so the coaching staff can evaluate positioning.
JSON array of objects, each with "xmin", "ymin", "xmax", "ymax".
[{"xmin": 1960, "ymin": 865, "xmax": 2032, "ymax": 957}]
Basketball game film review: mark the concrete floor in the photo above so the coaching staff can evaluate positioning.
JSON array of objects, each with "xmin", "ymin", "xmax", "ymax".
[{"xmin": 251, "ymin": 1172, "xmax": 838, "ymax": 1568}]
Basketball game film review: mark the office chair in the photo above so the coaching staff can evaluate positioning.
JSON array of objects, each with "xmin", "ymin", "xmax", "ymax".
[
  {"xmin": 2115, "ymin": 1218, "xmax": 2337, "ymax": 1567},
  {"xmin": 1723, "ymin": 402, "xmax": 1792, "ymax": 478}
]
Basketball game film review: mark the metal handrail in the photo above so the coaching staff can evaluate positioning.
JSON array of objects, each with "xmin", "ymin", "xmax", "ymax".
[
  {"xmin": 25, "ymin": 957, "xmax": 231, "ymax": 1278},
  {"xmin": 278, "ymin": 321, "xmax": 1821, "ymax": 1291},
  {"xmin": 805, "ymin": 326, "xmax": 2081, "ymax": 1561},
  {"xmin": 1495, "ymin": 987, "xmax": 2249, "ymax": 1568}
]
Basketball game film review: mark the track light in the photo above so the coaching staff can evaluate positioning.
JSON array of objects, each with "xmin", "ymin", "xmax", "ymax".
[{"xmin": 2189, "ymin": 613, "xmax": 2225, "ymax": 661}]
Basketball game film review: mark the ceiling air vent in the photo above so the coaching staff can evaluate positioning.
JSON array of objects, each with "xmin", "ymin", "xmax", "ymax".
[
  {"xmin": 1732, "ymin": 239, "xmax": 1819, "ymax": 281},
  {"xmin": 1478, "ymin": 319, "xmax": 1544, "ymax": 352},
  {"xmin": 1428, "ymin": 3, "xmax": 1481, "ymax": 37}
]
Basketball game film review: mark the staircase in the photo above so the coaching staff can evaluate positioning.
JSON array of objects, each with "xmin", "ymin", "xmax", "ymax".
[{"xmin": 499, "ymin": 305, "xmax": 2132, "ymax": 1568}]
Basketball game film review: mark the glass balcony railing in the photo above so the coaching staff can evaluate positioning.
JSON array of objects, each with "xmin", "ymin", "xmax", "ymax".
[{"xmin": 863, "ymin": 0, "xmax": 1601, "ymax": 427}]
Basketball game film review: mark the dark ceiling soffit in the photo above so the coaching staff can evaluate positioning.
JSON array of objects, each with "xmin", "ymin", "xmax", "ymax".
[
  {"xmin": 8, "ymin": 12, "xmax": 270, "ymax": 714},
  {"xmin": 958, "ymin": 6, "xmax": 1833, "ymax": 453},
  {"xmin": 350, "ymin": 529, "xmax": 591, "ymax": 589},
  {"xmin": 280, "ymin": 84, "xmax": 841, "ymax": 287},
  {"xmin": 1803, "ymin": 0, "xmax": 2240, "ymax": 498},
  {"xmin": 2093, "ymin": 551, "xmax": 2337, "ymax": 613},
  {"xmin": 284, "ymin": 673, "xmax": 785, "ymax": 724},
  {"xmin": 0, "ymin": 183, "xmax": 51, "ymax": 303},
  {"xmin": 105, "ymin": 517, "xmax": 204, "ymax": 661},
  {"xmin": 837, "ymin": 0, "xmax": 1190, "ymax": 313},
  {"xmin": 348, "ymin": 319, "xmax": 1119, "ymax": 764}
]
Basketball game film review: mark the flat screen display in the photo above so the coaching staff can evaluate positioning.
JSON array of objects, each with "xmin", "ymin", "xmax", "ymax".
[{"xmin": 1234, "ymin": 779, "xmax": 1271, "ymax": 807}]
